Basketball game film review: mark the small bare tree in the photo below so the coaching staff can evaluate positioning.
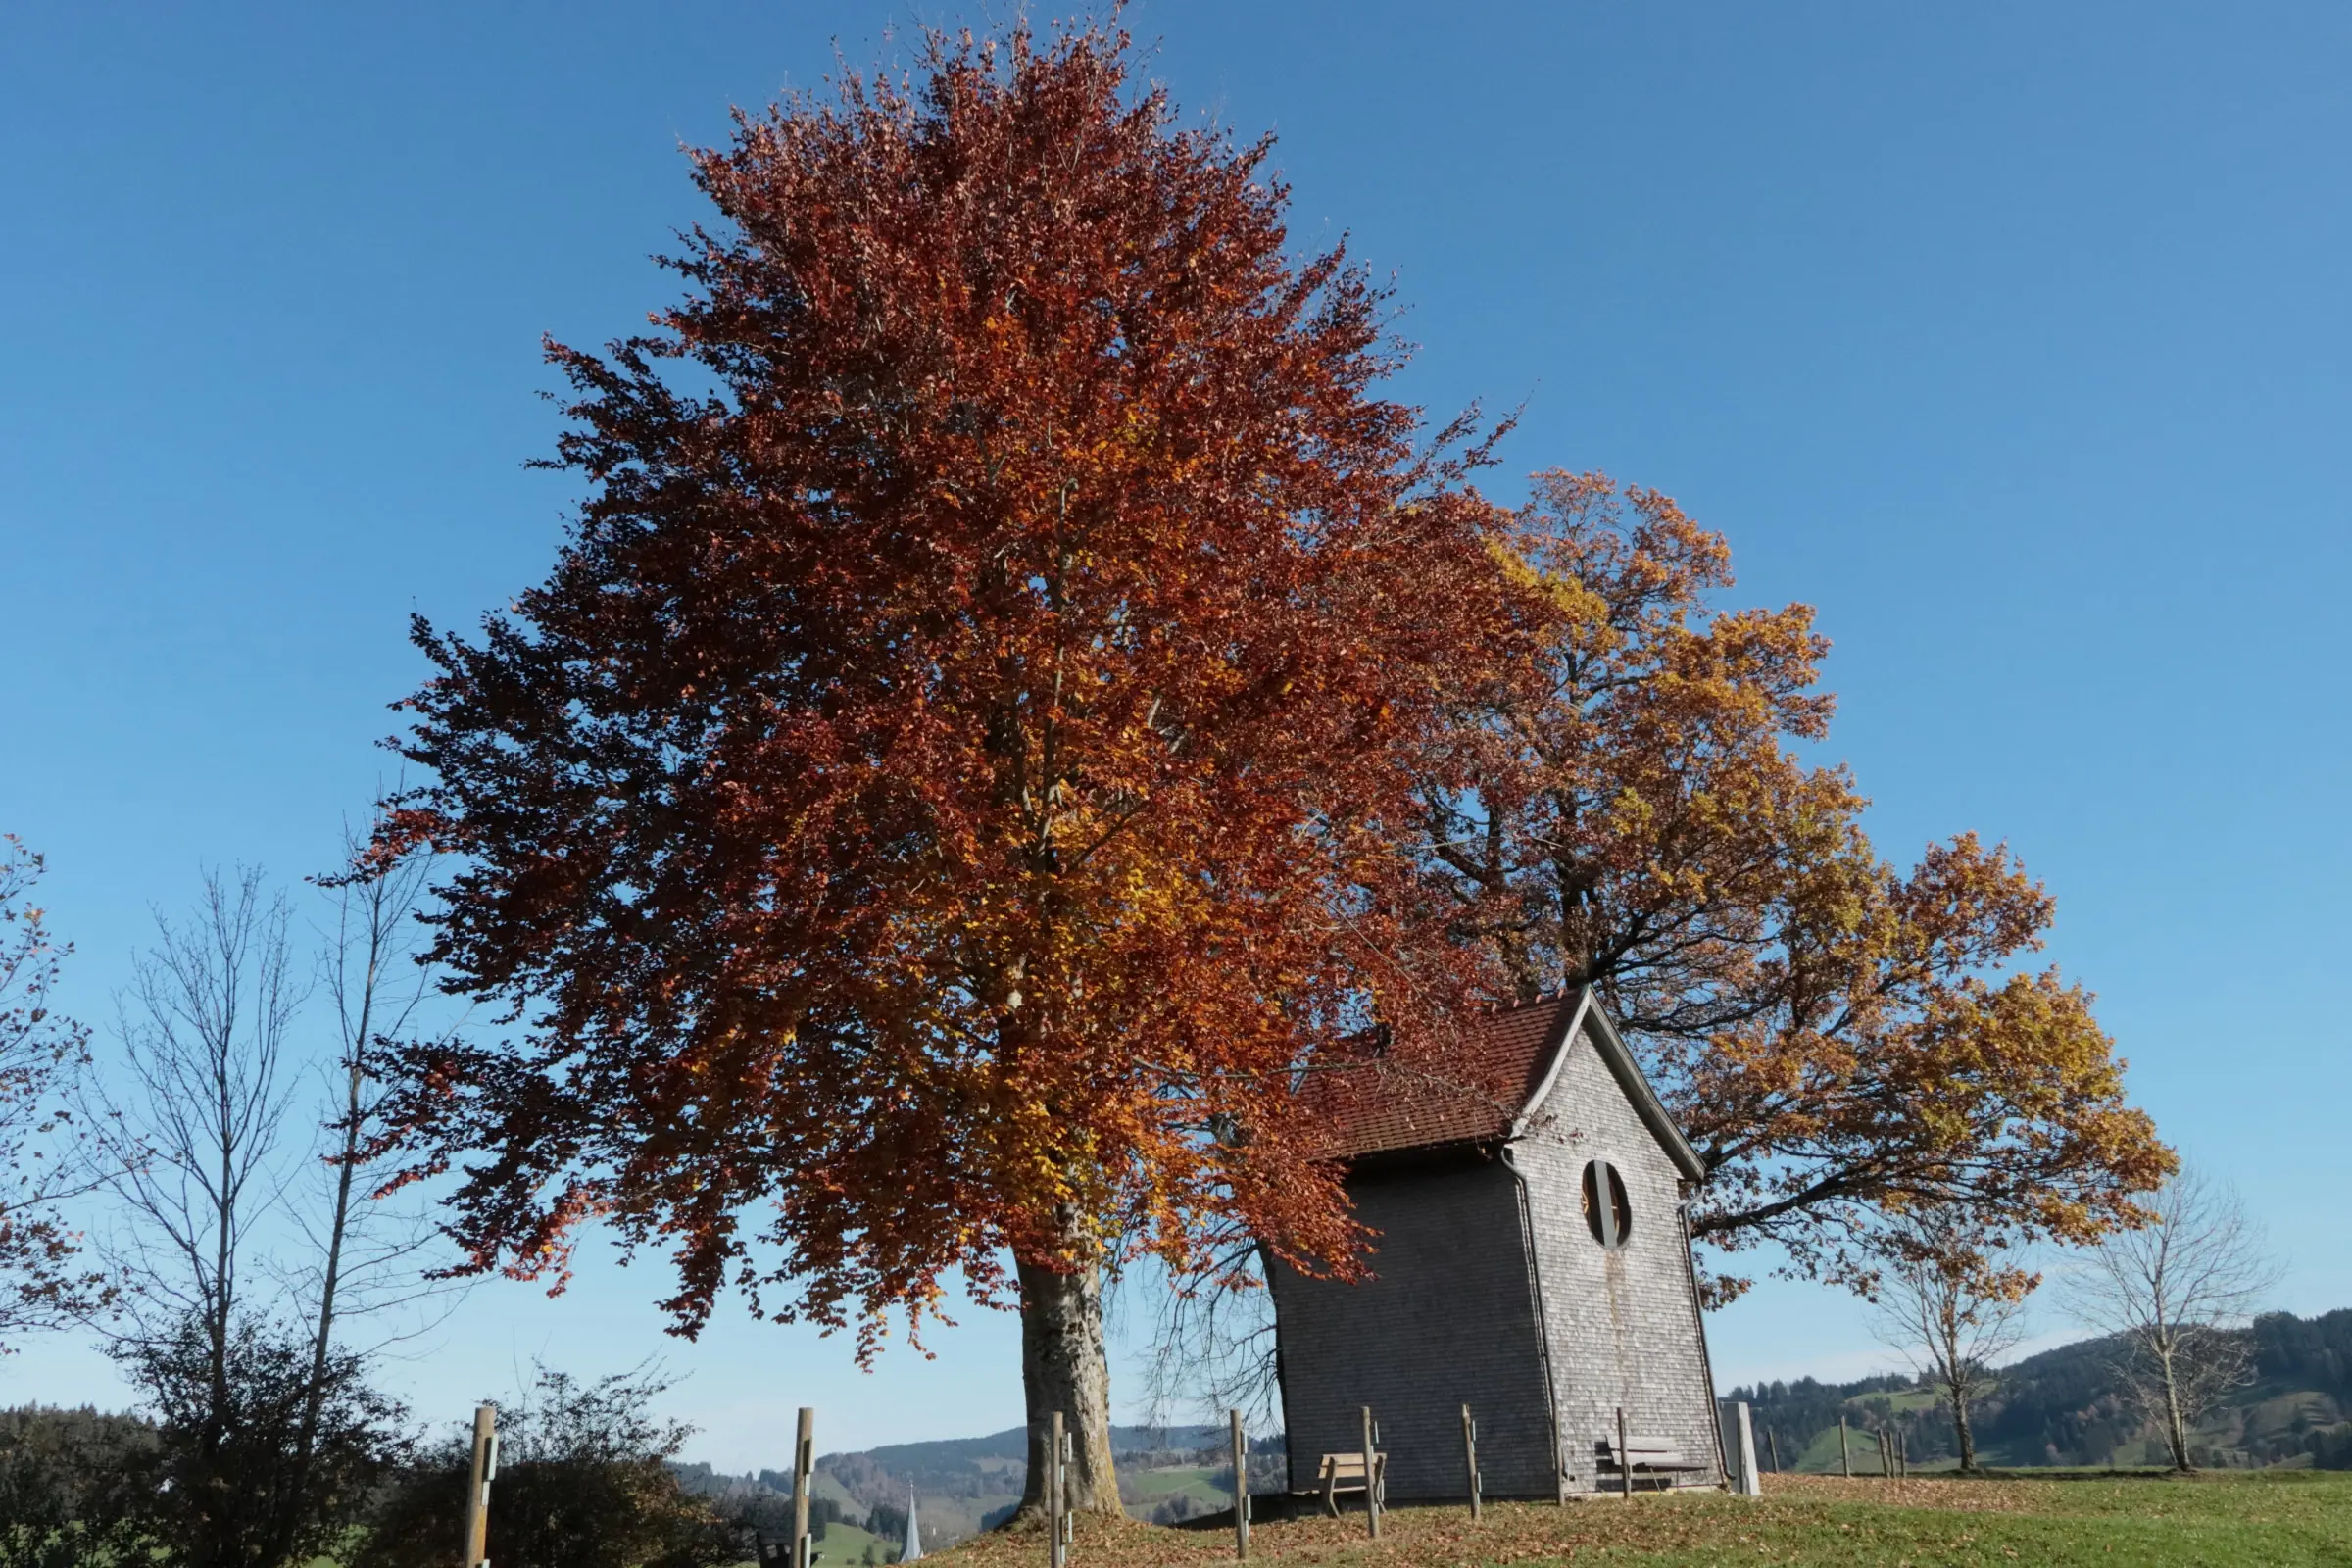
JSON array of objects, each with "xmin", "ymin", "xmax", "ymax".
[
  {"xmin": 283, "ymin": 825, "xmax": 453, "ymax": 1515},
  {"xmin": 88, "ymin": 858, "xmax": 436, "ymax": 1565},
  {"xmin": 1870, "ymin": 1208, "xmax": 2034, "ymax": 1472},
  {"xmin": 2065, "ymin": 1166, "xmax": 2280, "ymax": 1472},
  {"xmin": 90, "ymin": 865, "xmax": 304, "ymax": 1383}
]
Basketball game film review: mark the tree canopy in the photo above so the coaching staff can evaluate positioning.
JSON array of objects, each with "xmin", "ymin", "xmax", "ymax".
[
  {"xmin": 1421, "ymin": 471, "xmax": 2170, "ymax": 1298},
  {"xmin": 377, "ymin": 20, "xmax": 1500, "ymax": 1511}
]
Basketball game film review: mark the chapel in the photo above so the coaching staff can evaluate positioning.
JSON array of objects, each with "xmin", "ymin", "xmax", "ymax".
[{"xmin": 1269, "ymin": 989, "xmax": 1726, "ymax": 1499}]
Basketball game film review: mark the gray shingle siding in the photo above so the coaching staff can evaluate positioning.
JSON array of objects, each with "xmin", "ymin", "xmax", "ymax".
[
  {"xmin": 1271, "ymin": 1004, "xmax": 1724, "ymax": 1501},
  {"xmin": 1511, "ymin": 1017, "xmax": 1724, "ymax": 1492}
]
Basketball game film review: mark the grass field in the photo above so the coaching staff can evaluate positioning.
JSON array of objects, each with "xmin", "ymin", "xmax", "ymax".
[
  {"xmin": 814, "ymin": 1520, "xmax": 900, "ymax": 1564},
  {"xmin": 1122, "ymin": 1464, "xmax": 1234, "ymax": 1511},
  {"xmin": 932, "ymin": 1472, "xmax": 2352, "ymax": 1567}
]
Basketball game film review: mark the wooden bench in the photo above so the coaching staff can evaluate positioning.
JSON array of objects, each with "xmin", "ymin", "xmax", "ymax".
[
  {"xmin": 1315, "ymin": 1451, "xmax": 1388, "ymax": 1515},
  {"xmin": 1594, "ymin": 1436, "xmax": 1707, "ymax": 1492}
]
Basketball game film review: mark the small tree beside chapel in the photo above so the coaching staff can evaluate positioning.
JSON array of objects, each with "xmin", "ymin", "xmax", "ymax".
[
  {"xmin": 1870, "ymin": 1208, "xmax": 2034, "ymax": 1473},
  {"xmin": 2067, "ymin": 1167, "xmax": 2279, "ymax": 1471}
]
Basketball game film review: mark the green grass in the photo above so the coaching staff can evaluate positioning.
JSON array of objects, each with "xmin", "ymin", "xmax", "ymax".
[
  {"xmin": 1121, "ymin": 1464, "xmax": 1229, "ymax": 1508},
  {"xmin": 946, "ymin": 1469, "xmax": 2352, "ymax": 1568},
  {"xmin": 728, "ymin": 1520, "xmax": 901, "ymax": 1568},
  {"xmin": 1789, "ymin": 1424, "xmax": 1902, "ymax": 1476},
  {"xmin": 814, "ymin": 1519, "xmax": 899, "ymax": 1564},
  {"xmin": 1572, "ymin": 1473, "xmax": 2352, "ymax": 1566}
]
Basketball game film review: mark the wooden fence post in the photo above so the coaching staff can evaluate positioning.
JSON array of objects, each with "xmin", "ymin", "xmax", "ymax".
[
  {"xmin": 462, "ymin": 1403, "xmax": 496, "ymax": 1568},
  {"xmin": 1361, "ymin": 1407, "xmax": 1381, "ymax": 1540},
  {"xmin": 1230, "ymin": 1409, "xmax": 1249, "ymax": 1561},
  {"xmin": 1768, "ymin": 1428, "xmax": 1780, "ymax": 1474},
  {"xmin": 1838, "ymin": 1417, "xmax": 1850, "ymax": 1478},
  {"xmin": 1617, "ymin": 1407, "xmax": 1633, "ymax": 1501},
  {"xmin": 793, "ymin": 1408, "xmax": 815, "ymax": 1568},
  {"xmin": 1462, "ymin": 1405, "xmax": 1481, "ymax": 1521},
  {"xmin": 1049, "ymin": 1412, "xmax": 1066, "ymax": 1568}
]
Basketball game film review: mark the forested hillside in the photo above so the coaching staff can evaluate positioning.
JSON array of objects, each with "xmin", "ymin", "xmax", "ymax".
[
  {"xmin": 672, "ymin": 1423, "xmax": 1282, "ymax": 1553},
  {"xmin": 1732, "ymin": 1309, "xmax": 2352, "ymax": 1472}
]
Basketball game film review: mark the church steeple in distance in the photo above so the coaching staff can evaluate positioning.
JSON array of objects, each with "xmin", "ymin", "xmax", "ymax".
[{"xmin": 901, "ymin": 1485, "xmax": 922, "ymax": 1562}]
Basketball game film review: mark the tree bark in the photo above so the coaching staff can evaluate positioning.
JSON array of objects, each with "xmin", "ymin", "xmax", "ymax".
[
  {"xmin": 2162, "ymin": 1350, "xmax": 2192, "ymax": 1472},
  {"xmin": 285, "ymin": 1051, "xmax": 365, "ymax": 1558},
  {"xmin": 1015, "ymin": 1252, "xmax": 1119, "ymax": 1520},
  {"xmin": 1951, "ymin": 1390, "xmax": 1976, "ymax": 1473}
]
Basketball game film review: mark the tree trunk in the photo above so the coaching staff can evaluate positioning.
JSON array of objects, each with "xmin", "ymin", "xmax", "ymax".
[
  {"xmin": 208, "ymin": 1094, "xmax": 237, "ymax": 1470},
  {"xmin": 1951, "ymin": 1390, "xmax": 1976, "ymax": 1473},
  {"xmin": 281, "ymin": 1054, "xmax": 365, "ymax": 1564},
  {"xmin": 2162, "ymin": 1361, "xmax": 2192, "ymax": 1472},
  {"xmin": 1014, "ymin": 1252, "xmax": 1119, "ymax": 1521}
]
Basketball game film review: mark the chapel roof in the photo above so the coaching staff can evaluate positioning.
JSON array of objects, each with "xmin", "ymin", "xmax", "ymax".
[{"xmin": 1311, "ymin": 989, "xmax": 1706, "ymax": 1182}]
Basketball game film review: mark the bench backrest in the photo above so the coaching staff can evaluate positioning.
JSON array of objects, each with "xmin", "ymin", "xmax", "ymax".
[
  {"xmin": 1595, "ymin": 1439, "xmax": 1686, "ymax": 1463},
  {"xmin": 1317, "ymin": 1452, "xmax": 1383, "ymax": 1480}
]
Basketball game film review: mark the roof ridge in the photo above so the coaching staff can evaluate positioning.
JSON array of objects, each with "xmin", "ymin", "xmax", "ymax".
[{"xmin": 1483, "ymin": 987, "xmax": 1579, "ymax": 1016}]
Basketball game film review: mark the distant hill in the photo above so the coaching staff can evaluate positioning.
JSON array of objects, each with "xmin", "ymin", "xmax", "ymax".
[
  {"xmin": 853, "ymin": 1423, "xmax": 1232, "ymax": 1472},
  {"xmin": 1728, "ymin": 1307, "xmax": 2352, "ymax": 1472},
  {"xmin": 683, "ymin": 1423, "xmax": 1277, "ymax": 1553}
]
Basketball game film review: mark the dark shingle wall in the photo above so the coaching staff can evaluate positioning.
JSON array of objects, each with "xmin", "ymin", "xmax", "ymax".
[{"xmin": 1269, "ymin": 1157, "xmax": 1557, "ymax": 1499}]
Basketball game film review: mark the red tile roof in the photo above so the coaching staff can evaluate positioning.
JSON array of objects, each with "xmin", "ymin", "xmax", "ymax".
[{"xmin": 1309, "ymin": 995, "xmax": 1577, "ymax": 1160}]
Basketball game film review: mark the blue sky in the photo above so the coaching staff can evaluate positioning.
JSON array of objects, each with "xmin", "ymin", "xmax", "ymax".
[{"xmin": 2, "ymin": 2, "xmax": 2346, "ymax": 1467}]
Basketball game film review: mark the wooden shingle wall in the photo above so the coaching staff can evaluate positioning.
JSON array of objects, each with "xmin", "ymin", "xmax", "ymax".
[{"xmin": 1512, "ymin": 1020, "xmax": 1725, "ymax": 1492}]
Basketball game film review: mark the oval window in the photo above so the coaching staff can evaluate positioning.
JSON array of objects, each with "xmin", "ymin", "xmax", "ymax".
[{"xmin": 1582, "ymin": 1159, "xmax": 1632, "ymax": 1250}]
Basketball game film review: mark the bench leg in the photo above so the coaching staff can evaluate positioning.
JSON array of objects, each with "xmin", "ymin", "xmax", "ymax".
[{"xmin": 1324, "ymin": 1477, "xmax": 1339, "ymax": 1517}]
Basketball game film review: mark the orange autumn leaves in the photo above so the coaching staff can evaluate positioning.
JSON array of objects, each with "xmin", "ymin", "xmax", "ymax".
[
  {"xmin": 373, "ymin": 21, "xmax": 2165, "ymax": 1359},
  {"xmin": 1424, "ymin": 472, "xmax": 2170, "ymax": 1298}
]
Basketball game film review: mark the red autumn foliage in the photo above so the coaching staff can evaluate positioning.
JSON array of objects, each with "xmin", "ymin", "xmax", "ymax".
[{"xmin": 374, "ymin": 21, "xmax": 1502, "ymax": 1510}]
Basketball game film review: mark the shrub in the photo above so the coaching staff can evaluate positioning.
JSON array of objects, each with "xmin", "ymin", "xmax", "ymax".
[{"xmin": 356, "ymin": 1366, "xmax": 733, "ymax": 1568}]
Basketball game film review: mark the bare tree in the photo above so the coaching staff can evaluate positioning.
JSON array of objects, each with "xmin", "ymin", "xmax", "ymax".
[
  {"xmin": 1870, "ymin": 1208, "xmax": 2034, "ymax": 1472},
  {"xmin": 282, "ymin": 826, "xmax": 451, "ymax": 1515},
  {"xmin": 88, "ymin": 859, "xmax": 435, "ymax": 1566},
  {"xmin": 90, "ymin": 866, "xmax": 305, "ymax": 1385},
  {"xmin": 84, "ymin": 866, "xmax": 313, "ymax": 1565},
  {"xmin": 2065, "ymin": 1166, "xmax": 2280, "ymax": 1472},
  {"xmin": 0, "ymin": 836, "xmax": 110, "ymax": 1339},
  {"xmin": 1136, "ymin": 1236, "xmax": 1282, "ymax": 1431}
]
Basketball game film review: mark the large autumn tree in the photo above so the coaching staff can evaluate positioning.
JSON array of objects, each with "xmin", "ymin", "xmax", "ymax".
[
  {"xmin": 376, "ymin": 22, "xmax": 1497, "ymax": 1516},
  {"xmin": 1422, "ymin": 470, "xmax": 2171, "ymax": 1299}
]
